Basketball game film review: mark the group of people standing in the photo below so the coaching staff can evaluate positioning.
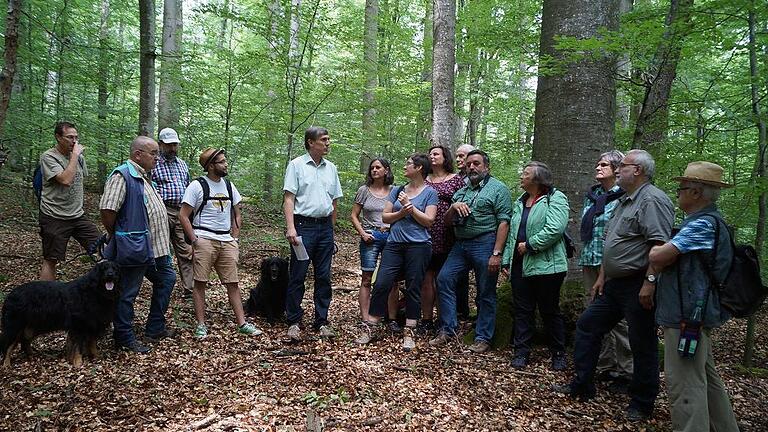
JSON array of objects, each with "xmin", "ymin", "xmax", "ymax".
[{"xmin": 36, "ymin": 121, "xmax": 740, "ymax": 430}]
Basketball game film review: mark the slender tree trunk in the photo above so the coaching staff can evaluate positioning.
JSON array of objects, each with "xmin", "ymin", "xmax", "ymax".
[
  {"xmin": 743, "ymin": 0, "xmax": 766, "ymax": 368},
  {"xmin": 263, "ymin": 0, "xmax": 282, "ymax": 201},
  {"xmin": 97, "ymin": 0, "xmax": 110, "ymax": 184},
  {"xmin": 632, "ymin": 0, "xmax": 693, "ymax": 151},
  {"xmin": 361, "ymin": 0, "xmax": 379, "ymax": 173},
  {"xmin": 158, "ymin": 0, "xmax": 183, "ymax": 131},
  {"xmin": 431, "ymin": 0, "xmax": 455, "ymax": 149},
  {"xmin": 0, "ymin": 0, "xmax": 23, "ymax": 141},
  {"xmin": 615, "ymin": 0, "xmax": 634, "ymax": 130},
  {"xmin": 218, "ymin": 0, "xmax": 230, "ymax": 50},
  {"xmin": 416, "ymin": 0, "xmax": 433, "ymax": 148},
  {"xmin": 532, "ymin": 0, "xmax": 620, "ymax": 258},
  {"xmin": 139, "ymin": 0, "xmax": 157, "ymax": 137}
]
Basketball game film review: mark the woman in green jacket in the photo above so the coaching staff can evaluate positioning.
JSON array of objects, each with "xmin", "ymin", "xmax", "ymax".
[{"xmin": 502, "ymin": 161, "xmax": 570, "ymax": 370}]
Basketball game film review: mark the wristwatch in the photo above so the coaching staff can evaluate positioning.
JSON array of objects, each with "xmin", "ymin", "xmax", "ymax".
[
  {"xmin": 645, "ymin": 274, "xmax": 657, "ymax": 284},
  {"xmin": 492, "ymin": 250, "xmax": 502, "ymax": 257}
]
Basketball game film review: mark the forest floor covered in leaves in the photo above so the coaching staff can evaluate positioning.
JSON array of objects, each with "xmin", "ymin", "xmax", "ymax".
[{"xmin": 0, "ymin": 181, "xmax": 766, "ymax": 431}]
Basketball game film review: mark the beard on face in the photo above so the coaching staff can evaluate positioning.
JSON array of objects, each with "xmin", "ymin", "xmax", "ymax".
[{"xmin": 468, "ymin": 170, "xmax": 485, "ymax": 185}]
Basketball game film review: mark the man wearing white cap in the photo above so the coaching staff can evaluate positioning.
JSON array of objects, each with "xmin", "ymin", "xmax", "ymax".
[
  {"xmin": 152, "ymin": 127, "xmax": 193, "ymax": 299},
  {"xmin": 649, "ymin": 161, "xmax": 739, "ymax": 432}
]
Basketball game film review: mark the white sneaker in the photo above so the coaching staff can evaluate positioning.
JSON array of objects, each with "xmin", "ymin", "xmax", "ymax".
[
  {"xmin": 318, "ymin": 324, "xmax": 336, "ymax": 338},
  {"xmin": 402, "ymin": 327, "xmax": 416, "ymax": 351},
  {"xmin": 287, "ymin": 324, "xmax": 301, "ymax": 341}
]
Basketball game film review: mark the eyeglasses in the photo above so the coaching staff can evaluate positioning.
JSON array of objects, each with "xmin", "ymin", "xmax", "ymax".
[
  {"xmin": 139, "ymin": 149, "xmax": 159, "ymax": 156},
  {"xmin": 676, "ymin": 187, "xmax": 692, "ymax": 193},
  {"xmin": 596, "ymin": 162, "xmax": 611, "ymax": 168},
  {"xmin": 619, "ymin": 162, "xmax": 640, "ymax": 168}
]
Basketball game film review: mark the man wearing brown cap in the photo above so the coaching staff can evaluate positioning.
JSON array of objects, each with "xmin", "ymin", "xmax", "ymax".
[
  {"xmin": 179, "ymin": 148, "xmax": 262, "ymax": 339},
  {"xmin": 649, "ymin": 161, "xmax": 739, "ymax": 432}
]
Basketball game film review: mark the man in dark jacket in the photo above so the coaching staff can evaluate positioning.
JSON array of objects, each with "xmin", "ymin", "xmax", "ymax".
[{"xmin": 649, "ymin": 161, "xmax": 739, "ymax": 432}]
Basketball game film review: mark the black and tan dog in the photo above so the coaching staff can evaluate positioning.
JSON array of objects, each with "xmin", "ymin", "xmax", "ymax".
[
  {"xmin": 245, "ymin": 257, "xmax": 289, "ymax": 323},
  {"xmin": 0, "ymin": 260, "xmax": 120, "ymax": 368}
]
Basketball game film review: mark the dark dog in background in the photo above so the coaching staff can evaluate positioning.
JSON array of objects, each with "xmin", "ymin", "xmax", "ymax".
[
  {"xmin": 0, "ymin": 260, "xmax": 120, "ymax": 368},
  {"xmin": 245, "ymin": 257, "xmax": 289, "ymax": 323}
]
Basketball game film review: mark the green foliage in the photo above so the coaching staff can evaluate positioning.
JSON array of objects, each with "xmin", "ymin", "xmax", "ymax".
[{"xmin": 302, "ymin": 387, "xmax": 350, "ymax": 409}]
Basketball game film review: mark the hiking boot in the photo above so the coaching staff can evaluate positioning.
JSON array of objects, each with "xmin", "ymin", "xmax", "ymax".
[
  {"xmin": 551, "ymin": 353, "xmax": 567, "ymax": 371},
  {"xmin": 238, "ymin": 322, "xmax": 263, "ymax": 336},
  {"xmin": 145, "ymin": 328, "xmax": 178, "ymax": 343},
  {"xmin": 355, "ymin": 321, "xmax": 382, "ymax": 345},
  {"xmin": 194, "ymin": 323, "xmax": 208, "ymax": 339},
  {"xmin": 287, "ymin": 324, "xmax": 302, "ymax": 341},
  {"xmin": 415, "ymin": 319, "xmax": 435, "ymax": 336},
  {"xmin": 318, "ymin": 324, "xmax": 336, "ymax": 338},
  {"xmin": 386, "ymin": 320, "xmax": 402, "ymax": 333},
  {"xmin": 468, "ymin": 340, "xmax": 490, "ymax": 353},
  {"xmin": 551, "ymin": 383, "xmax": 596, "ymax": 402},
  {"xmin": 116, "ymin": 340, "xmax": 151, "ymax": 354},
  {"xmin": 625, "ymin": 407, "xmax": 652, "ymax": 421},
  {"xmin": 402, "ymin": 326, "xmax": 416, "ymax": 352},
  {"xmin": 428, "ymin": 331, "xmax": 453, "ymax": 347},
  {"xmin": 511, "ymin": 353, "xmax": 529, "ymax": 369}
]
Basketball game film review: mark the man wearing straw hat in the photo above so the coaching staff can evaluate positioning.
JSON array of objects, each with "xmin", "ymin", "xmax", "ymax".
[{"xmin": 649, "ymin": 161, "xmax": 739, "ymax": 432}]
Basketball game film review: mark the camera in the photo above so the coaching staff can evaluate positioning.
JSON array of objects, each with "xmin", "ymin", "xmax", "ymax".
[{"xmin": 454, "ymin": 215, "xmax": 468, "ymax": 227}]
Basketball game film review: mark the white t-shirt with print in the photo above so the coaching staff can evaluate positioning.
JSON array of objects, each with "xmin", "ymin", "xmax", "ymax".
[{"xmin": 182, "ymin": 176, "xmax": 242, "ymax": 241}]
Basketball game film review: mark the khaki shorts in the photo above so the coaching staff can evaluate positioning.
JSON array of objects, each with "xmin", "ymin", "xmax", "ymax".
[
  {"xmin": 193, "ymin": 238, "xmax": 239, "ymax": 283},
  {"xmin": 39, "ymin": 212, "xmax": 101, "ymax": 261}
]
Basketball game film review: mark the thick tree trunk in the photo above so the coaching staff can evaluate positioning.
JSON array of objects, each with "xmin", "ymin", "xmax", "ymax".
[
  {"xmin": 632, "ymin": 0, "xmax": 693, "ymax": 151},
  {"xmin": 361, "ymin": 0, "xmax": 378, "ymax": 173},
  {"xmin": 158, "ymin": 0, "xmax": 183, "ymax": 131},
  {"xmin": 532, "ymin": 0, "xmax": 620, "ymax": 253},
  {"xmin": 0, "ymin": 0, "xmax": 22, "ymax": 141},
  {"xmin": 743, "ymin": 1, "xmax": 766, "ymax": 368},
  {"xmin": 616, "ymin": 0, "xmax": 634, "ymax": 130},
  {"xmin": 138, "ymin": 0, "xmax": 157, "ymax": 137},
  {"xmin": 431, "ymin": 0, "xmax": 455, "ymax": 149},
  {"xmin": 97, "ymin": 0, "xmax": 110, "ymax": 184}
]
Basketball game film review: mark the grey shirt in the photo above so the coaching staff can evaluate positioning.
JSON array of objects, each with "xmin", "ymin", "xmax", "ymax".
[
  {"xmin": 40, "ymin": 148, "xmax": 87, "ymax": 220},
  {"xmin": 602, "ymin": 182, "xmax": 674, "ymax": 280},
  {"xmin": 354, "ymin": 185, "xmax": 391, "ymax": 230}
]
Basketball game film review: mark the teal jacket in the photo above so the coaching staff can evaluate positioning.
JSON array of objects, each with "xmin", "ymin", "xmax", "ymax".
[{"xmin": 502, "ymin": 188, "xmax": 570, "ymax": 276}]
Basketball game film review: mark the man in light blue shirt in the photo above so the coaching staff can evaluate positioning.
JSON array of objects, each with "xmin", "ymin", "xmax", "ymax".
[{"xmin": 283, "ymin": 126, "xmax": 343, "ymax": 341}]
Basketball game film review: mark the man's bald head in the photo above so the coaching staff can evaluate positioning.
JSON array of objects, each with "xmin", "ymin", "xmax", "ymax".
[{"xmin": 130, "ymin": 136, "xmax": 159, "ymax": 171}]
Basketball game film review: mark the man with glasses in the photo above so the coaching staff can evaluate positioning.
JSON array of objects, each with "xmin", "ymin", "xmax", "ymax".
[
  {"xmin": 283, "ymin": 126, "xmax": 343, "ymax": 341},
  {"xmin": 649, "ymin": 162, "xmax": 739, "ymax": 431},
  {"xmin": 152, "ymin": 128, "xmax": 193, "ymax": 299},
  {"xmin": 100, "ymin": 136, "xmax": 176, "ymax": 354},
  {"xmin": 38, "ymin": 121, "xmax": 100, "ymax": 280},
  {"xmin": 553, "ymin": 149, "xmax": 674, "ymax": 421},
  {"xmin": 429, "ymin": 150, "xmax": 512, "ymax": 353}
]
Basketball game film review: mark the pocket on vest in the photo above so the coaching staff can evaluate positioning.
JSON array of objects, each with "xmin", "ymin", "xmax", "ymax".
[{"xmin": 104, "ymin": 231, "xmax": 153, "ymax": 266}]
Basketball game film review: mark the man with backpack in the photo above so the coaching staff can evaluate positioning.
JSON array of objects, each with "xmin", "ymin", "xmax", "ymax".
[
  {"xmin": 151, "ymin": 127, "xmax": 193, "ymax": 299},
  {"xmin": 37, "ymin": 121, "xmax": 100, "ymax": 280},
  {"xmin": 649, "ymin": 161, "xmax": 739, "ymax": 432},
  {"xmin": 179, "ymin": 148, "xmax": 262, "ymax": 339}
]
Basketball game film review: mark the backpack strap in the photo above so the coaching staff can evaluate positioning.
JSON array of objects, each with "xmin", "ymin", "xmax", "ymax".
[
  {"xmin": 678, "ymin": 213, "xmax": 723, "ymax": 320},
  {"xmin": 191, "ymin": 177, "xmax": 233, "ymax": 235}
]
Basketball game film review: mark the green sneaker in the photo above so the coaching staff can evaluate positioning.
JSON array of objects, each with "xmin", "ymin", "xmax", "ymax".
[
  {"xmin": 194, "ymin": 323, "xmax": 208, "ymax": 339},
  {"xmin": 238, "ymin": 322, "xmax": 263, "ymax": 336}
]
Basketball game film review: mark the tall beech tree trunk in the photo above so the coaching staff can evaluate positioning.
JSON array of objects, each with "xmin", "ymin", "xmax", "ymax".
[
  {"xmin": 158, "ymin": 0, "xmax": 183, "ymax": 132},
  {"xmin": 138, "ymin": 0, "xmax": 157, "ymax": 137},
  {"xmin": 97, "ymin": 0, "xmax": 110, "ymax": 183},
  {"xmin": 632, "ymin": 0, "xmax": 693, "ymax": 151},
  {"xmin": 532, "ymin": 0, "xmax": 619, "ymax": 251},
  {"xmin": 416, "ymin": 0, "xmax": 432, "ymax": 148},
  {"xmin": 744, "ymin": 1, "xmax": 766, "ymax": 368},
  {"xmin": 431, "ymin": 0, "xmax": 455, "ymax": 149},
  {"xmin": 0, "ymin": 0, "xmax": 22, "ymax": 141},
  {"xmin": 361, "ymin": 0, "xmax": 378, "ymax": 173}
]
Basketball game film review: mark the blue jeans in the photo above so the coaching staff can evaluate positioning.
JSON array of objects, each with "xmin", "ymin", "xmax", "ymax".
[
  {"xmin": 369, "ymin": 241, "xmax": 431, "ymax": 320},
  {"xmin": 571, "ymin": 274, "xmax": 659, "ymax": 414},
  {"xmin": 113, "ymin": 255, "xmax": 176, "ymax": 345},
  {"xmin": 359, "ymin": 230, "xmax": 388, "ymax": 272},
  {"xmin": 286, "ymin": 219, "xmax": 334, "ymax": 328},
  {"xmin": 436, "ymin": 232, "xmax": 499, "ymax": 342}
]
